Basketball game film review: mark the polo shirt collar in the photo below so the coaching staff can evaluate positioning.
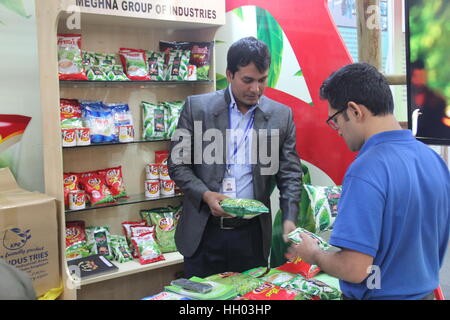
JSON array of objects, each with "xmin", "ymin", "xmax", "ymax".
[{"xmin": 358, "ymin": 130, "xmax": 414, "ymax": 157}]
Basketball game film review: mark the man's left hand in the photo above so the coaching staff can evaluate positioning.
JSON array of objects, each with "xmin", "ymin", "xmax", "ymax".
[{"xmin": 288, "ymin": 232, "xmax": 321, "ymax": 265}]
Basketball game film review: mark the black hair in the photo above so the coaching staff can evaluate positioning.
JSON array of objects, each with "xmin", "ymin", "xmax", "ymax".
[
  {"xmin": 319, "ymin": 62, "xmax": 394, "ymax": 116},
  {"xmin": 411, "ymin": 59, "xmax": 425, "ymax": 70},
  {"xmin": 226, "ymin": 36, "xmax": 271, "ymax": 75}
]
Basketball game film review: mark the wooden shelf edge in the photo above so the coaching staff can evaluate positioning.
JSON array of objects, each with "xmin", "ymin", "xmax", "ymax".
[{"xmin": 77, "ymin": 252, "xmax": 184, "ymax": 286}]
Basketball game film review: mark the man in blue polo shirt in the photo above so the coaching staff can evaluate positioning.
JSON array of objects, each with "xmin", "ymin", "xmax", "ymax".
[{"xmin": 289, "ymin": 63, "xmax": 450, "ymax": 300}]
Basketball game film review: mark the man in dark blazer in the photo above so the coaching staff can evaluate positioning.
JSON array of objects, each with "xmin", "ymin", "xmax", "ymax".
[{"xmin": 168, "ymin": 37, "xmax": 302, "ymax": 278}]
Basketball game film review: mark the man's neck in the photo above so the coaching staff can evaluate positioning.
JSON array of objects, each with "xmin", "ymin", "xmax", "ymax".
[{"xmin": 364, "ymin": 114, "xmax": 403, "ymax": 141}]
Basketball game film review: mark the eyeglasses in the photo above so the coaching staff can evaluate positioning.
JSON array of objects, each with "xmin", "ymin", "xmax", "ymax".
[{"xmin": 326, "ymin": 108, "xmax": 346, "ymax": 130}]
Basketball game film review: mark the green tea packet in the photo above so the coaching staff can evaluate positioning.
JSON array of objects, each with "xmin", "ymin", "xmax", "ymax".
[
  {"xmin": 165, "ymin": 50, "xmax": 190, "ymax": 81},
  {"xmin": 287, "ymin": 227, "xmax": 330, "ymax": 251},
  {"xmin": 146, "ymin": 50, "xmax": 165, "ymax": 81},
  {"xmin": 220, "ymin": 198, "xmax": 269, "ymax": 219},
  {"xmin": 142, "ymin": 101, "xmax": 167, "ymax": 140}
]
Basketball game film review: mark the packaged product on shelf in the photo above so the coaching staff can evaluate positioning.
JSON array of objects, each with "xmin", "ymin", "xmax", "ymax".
[
  {"xmin": 82, "ymin": 51, "xmax": 96, "ymax": 66},
  {"xmin": 82, "ymin": 101, "xmax": 116, "ymax": 143},
  {"xmin": 109, "ymin": 235, "xmax": 133, "ymax": 263},
  {"xmin": 85, "ymin": 226, "xmax": 114, "ymax": 260},
  {"xmin": 304, "ymin": 184, "xmax": 342, "ymax": 232},
  {"xmin": 61, "ymin": 128, "xmax": 77, "ymax": 147},
  {"xmin": 165, "ymin": 50, "xmax": 191, "ymax": 81},
  {"xmin": 76, "ymin": 127, "xmax": 91, "ymax": 146},
  {"xmin": 187, "ymin": 64, "xmax": 197, "ymax": 81},
  {"xmin": 130, "ymin": 225, "xmax": 155, "ymax": 238},
  {"xmin": 65, "ymin": 221, "xmax": 90, "ymax": 260},
  {"xmin": 57, "ymin": 34, "xmax": 88, "ymax": 80},
  {"xmin": 79, "ymin": 173, "xmax": 115, "ymax": 205},
  {"xmin": 287, "ymin": 227, "xmax": 330, "ymax": 251},
  {"xmin": 121, "ymin": 220, "xmax": 147, "ymax": 257},
  {"xmin": 97, "ymin": 166, "xmax": 128, "ymax": 199},
  {"xmin": 160, "ymin": 179, "xmax": 175, "ymax": 196},
  {"xmin": 145, "ymin": 164, "xmax": 160, "ymax": 180},
  {"xmin": 219, "ymin": 198, "xmax": 269, "ymax": 219},
  {"xmin": 205, "ymin": 272, "xmax": 264, "ymax": 296},
  {"xmin": 64, "ymin": 173, "xmax": 80, "ymax": 207},
  {"xmin": 163, "ymin": 101, "xmax": 184, "ymax": 139},
  {"xmin": 145, "ymin": 179, "xmax": 160, "ymax": 198},
  {"xmin": 159, "ymin": 164, "xmax": 170, "ymax": 180},
  {"xmin": 95, "ymin": 53, "xmax": 116, "ymax": 66},
  {"xmin": 105, "ymin": 103, "xmax": 134, "ymax": 141},
  {"xmin": 186, "ymin": 42, "xmax": 214, "ymax": 80},
  {"xmin": 146, "ymin": 50, "xmax": 165, "ymax": 81},
  {"xmin": 276, "ymin": 256, "xmax": 321, "ymax": 279},
  {"xmin": 119, "ymin": 48, "xmax": 150, "ymax": 80},
  {"xmin": 105, "ymin": 65, "xmax": 129, "ymax": 81},
  {"xmin": 60, "ymin": 99, "xmax": 83, "ymax": 129},
  {"xmin": 159, "ymin": 40, "xmax": 189, "ymax": 65},
  {"xmin": 142, "ymin": 101, "xmax": 167, "ymax": 140},
  {"xmin": 68, "ymin": 190, "xmax": 86, "ymax": 210},
  {"xmin": 155, "ymin": 150, "xmax": 169, "ymax": 164},
  {"xmin": 85, "ymin": 65, "xmax": 108, "ymax": 81},
  {"xmin": 131, "ymin": 232, "xmax": 165, "ymax": 265},
  {"xmin": 284, "ymin": 277, "xmax": 341, "ymax": 300},
  {"xmin": 142, "ymin": 207, "xmax": 179, "ymax": 253}
]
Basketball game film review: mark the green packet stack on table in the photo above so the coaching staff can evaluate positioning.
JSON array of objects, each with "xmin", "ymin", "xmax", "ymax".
[
  {"xmin": 205, "ymin": 272, "xmax": 264, "ymax": 296},
  {"xmin": 288, "ymin": 227, "xmax": 330, "ymax": 250},
  {"xmin": 165, "ymin": 276, "xmax": 238, "ymax": 300},
  {"xmin": 220, "ymin": 198, "xmax": 269, "ymax": 219}
]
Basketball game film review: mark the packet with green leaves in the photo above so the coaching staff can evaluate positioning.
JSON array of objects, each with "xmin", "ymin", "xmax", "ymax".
[
  {"xmin": 166, "ymin": 50, "xmax": 190, "ymax": 81},
  {"xmin": 220, "ymin": 198, "xmax": 269, "ymax": 219},
  {"xmin": 304, "ymin": 184, "xmax": 342, "ymax": 232},
  {"xmin": 287, "ymin": 227, "xmax": 330, "ymax": 251},
  {"xmin": 142, "ymin": 101, "xmax": 167, "ymax": 140}
]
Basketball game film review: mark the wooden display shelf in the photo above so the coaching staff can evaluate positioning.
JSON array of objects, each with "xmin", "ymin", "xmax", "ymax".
[
  {"xmin": 66, "ymin": 193, "xmax": 183, "ymax": 213},
  {"xmin": 59, "ymin": 79, "xmax": 213, "ymax": 88},
  {"xmin": 62, "ymin": 138, "xmax": 171, "ymax": 149},
  {"xmin": 76, "ymin": 252, "xmax": 184, "ymax": 286}
]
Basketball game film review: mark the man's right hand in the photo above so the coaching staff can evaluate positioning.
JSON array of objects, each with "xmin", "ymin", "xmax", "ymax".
[{"xmin": 202, "ymin": 191, "xmax": 232, "ymax": 217}]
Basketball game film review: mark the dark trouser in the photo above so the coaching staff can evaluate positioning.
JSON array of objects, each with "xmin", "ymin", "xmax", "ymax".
[
  {"xmin": 341, "ymin": 292, "xmax": 435, "ymax": 300},
  {"xmin": 183, "ymin": 216, "xmax": 267, "ymax": 278}
]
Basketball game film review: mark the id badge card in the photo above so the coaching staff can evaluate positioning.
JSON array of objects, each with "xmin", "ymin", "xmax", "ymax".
[{"xmin": 222, "ymin": 177, "xmax": 236, "ymax": 198}]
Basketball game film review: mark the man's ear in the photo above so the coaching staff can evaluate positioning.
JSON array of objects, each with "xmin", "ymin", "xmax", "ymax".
[
  {"xmin": 347, "ymin": 101, "xmax": 365, "ymax": 121},
  {"xmin": 226, "ymin": 70, "xmax": 233, "ymax": 82}
]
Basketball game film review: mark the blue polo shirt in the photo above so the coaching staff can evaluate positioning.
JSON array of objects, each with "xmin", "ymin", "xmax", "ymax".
[{"xmin": 330, "ymin": 130, "xmax": 450, "ymax": 300}]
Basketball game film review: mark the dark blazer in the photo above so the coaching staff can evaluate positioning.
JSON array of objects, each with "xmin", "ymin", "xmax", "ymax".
[{"xmin": 168, "ymin": 88, "xmax": 302, "ymax": 260}]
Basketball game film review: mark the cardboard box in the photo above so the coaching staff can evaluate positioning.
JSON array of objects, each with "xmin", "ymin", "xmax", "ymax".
[{"xmin": 0, "ymin": 168, "xmax": 60, "ymax": 297}]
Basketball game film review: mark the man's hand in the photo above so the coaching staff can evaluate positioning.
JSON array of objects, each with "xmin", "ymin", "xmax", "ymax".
[
  {"xmin": 282, "ymin": 220, "xmax": 297, "ymax": 243},
  {"xmin": 202, "ymin": 191, "xmax": 232, "ymax": 217},
  {"xmin": 287, "ymin": 232, "xmax": 321, "ymax": 265}
]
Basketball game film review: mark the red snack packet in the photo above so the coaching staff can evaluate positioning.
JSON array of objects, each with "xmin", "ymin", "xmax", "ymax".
[
  {"xmin": 131, "ymin": 232, "xmax": 165, "ymax": 265},
  {"xmin": 78, "ymin": 173, "xmax": 114, "ymax": 206},
  {"xmin": 60, "ymin": 99, "xmax": 82, "ymax": 121},
  {"xmin": 122, "ymin": 221, "xmax": 147, "ymax": 258},
  {"xmin": 57, "ymin": 34, "xmax": 88, "ymax": 80},
  {"xmin": 119, "ymin": 48, "xmax": 150, "ymax": 80},
  {"xmin": 276, "ymin": 257, "xmax": 321, "ymax": 279},
  {"xmin": 241, "ymin": 282, "xmax": 299, "ymax": 300},
  {"xmin": 63, "ymin": 173, "xmax": 80, "ymax": 207},
  {"xmin": 131, "ymin": 226, "xmax": 155, "ymax": 238},
  {"xmin": 65, "ymin": 221, "xmax": 86, "ymax": 248},
  {"xmin": 155, "ymin": 150, "xmax": 169, "ymax": 164},
  {"xmin": 98, "ymin": 166, "xmax": 127, "ymax": 199}
]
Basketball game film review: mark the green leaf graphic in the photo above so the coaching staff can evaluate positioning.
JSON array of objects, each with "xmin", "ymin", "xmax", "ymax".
[
  {"xmin": 216, "ymin": 73, "xmax": 228, "ymax": 90},
  {"xmin": 0, "ymin": 0, "xmax": 31, "ymax": 19},
  {"xmin": 294, "ymin": 70, "xmax": 303, "ymax": 77},
  {"xmin": 233, "ymin": 7, "xmax": 244, "ymax": 21},
  {"xmin": 256, "ymin": 7, "xmax": 283, "ymax": 89}
]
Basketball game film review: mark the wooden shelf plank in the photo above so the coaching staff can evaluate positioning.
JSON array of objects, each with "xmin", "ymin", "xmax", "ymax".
[{"xmin": 77, "ymin": 252, "xmax": 184, "ymax": 286}]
